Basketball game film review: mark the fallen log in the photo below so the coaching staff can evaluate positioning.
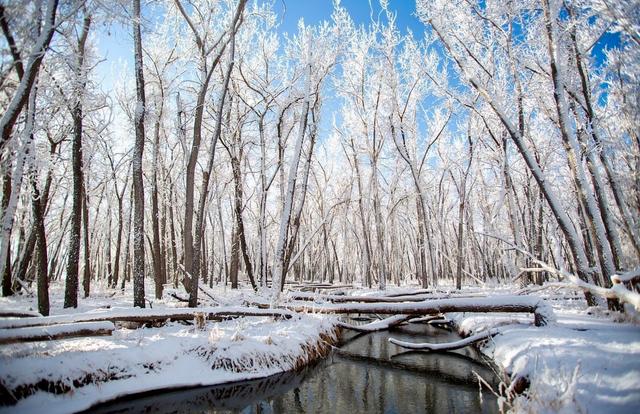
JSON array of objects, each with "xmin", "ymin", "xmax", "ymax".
[
  {"xmin": 0, "ymin": 321, "xmax": 115, "ymax": 345},
  {"xmin": 0, "ymin": 310, "xmax": 42, "ymax": 318},
  {"xmin": 288, "ymin": 291, "xmax": 490, "ymax": 304},
  {"xmin": 296, "ymin": 284, "xmax": 354, "ymax": 292},
  {"xmin": 338, "ymin": 314, "xmax": 413, "ymax": 332},
  {"xmin": 0, "ymin": 307, "xmax": 296, "ymax": 330},
  {"xmin": 383, "ymin": 289, "xmax": 432, "ymax": 298},
  {"xmin": 289, "ymin": 292, "xmax": 440, "ymax": 303},
  {"xmin": 286, "ymin": 295, "xmax": 553, "ymax": 326},
  {"xmin": 408, "ymin": 315, "xmax": 447, "ymax": 324},
  {"xmin": 389, "ymin": 328, "xmax": 499, "ymax": 351}
]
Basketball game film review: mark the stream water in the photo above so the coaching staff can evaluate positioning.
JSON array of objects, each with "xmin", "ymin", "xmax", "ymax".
[{"xmin": 90, "ymin": 321, "xmax": 500, "ymax": 413}]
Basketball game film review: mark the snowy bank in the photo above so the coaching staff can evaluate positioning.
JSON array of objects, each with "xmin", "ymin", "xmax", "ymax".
[
  {"xmin": 0, "ymin": 312, "xmax": 339, "ymax": 414},
  {"xmin": 449, "ymin": 306, "xmax": 640, "ymax": 413}
]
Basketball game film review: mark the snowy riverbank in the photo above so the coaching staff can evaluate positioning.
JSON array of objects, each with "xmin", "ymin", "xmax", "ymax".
[
  {"xmin": 0, "ymin": 286, "xmax": 339, "ymax": 413},
  {"xmin": 448, "ymin": 288, "xmax": 640, "ymax": 413}
]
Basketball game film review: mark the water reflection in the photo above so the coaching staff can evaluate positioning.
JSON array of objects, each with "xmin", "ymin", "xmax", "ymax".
[{"xmin": 90, "ymin": 323, "xmax": 499, "ymax": 413}]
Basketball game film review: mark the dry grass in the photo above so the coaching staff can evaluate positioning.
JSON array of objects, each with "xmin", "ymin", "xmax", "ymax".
[
  {"xmin": 194, "ymin": 325, "xmax": 341, "ymax": 373},
  {"xmin": 0, "ymin": 321, "xmax": 341, "ymax": 407}
]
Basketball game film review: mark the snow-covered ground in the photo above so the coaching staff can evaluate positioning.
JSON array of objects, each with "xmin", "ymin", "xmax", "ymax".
[
  {"xmin": 0, "ymin": 285, "xmax": 338, "ymax": 414},
  {"xmin": 449, "ymin": 288, "xmax": 640, "ymax": 414},
  {"xmin": 1, "ymin": 283, "xmax": 638, "ymax": 413}
]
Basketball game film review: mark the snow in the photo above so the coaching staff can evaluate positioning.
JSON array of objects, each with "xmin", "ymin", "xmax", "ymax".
[
  {"xmin": 0, "ymin": 313, "xmax": 337, "ymax": 414},
  {"xmin": 327, "ymin": 283, "xmax": 640, "ymax": 413},
  {"xmin": 1, "ymin": 283, "xmax": 638, "ymax": 413},
  {"xmin": 448, "ymin": 288, "xmax": 640, "ymax": 414},
  {"xmin": 0, "ymin": 285, "xmax": 338, "ymax": 413}
]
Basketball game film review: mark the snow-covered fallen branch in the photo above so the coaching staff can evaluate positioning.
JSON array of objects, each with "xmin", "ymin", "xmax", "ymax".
[
  {"xmin": 198, "ymin": 284, "xmax": 222, "ymax": 305},
  {"xmin": 0, "ymin": 306, "xmax": 295, "ymax": 330},
  {"xmin": 338, "ymin": 314, "xmax": 413, "ymax": 332},
  {"xmin": 384, "ymin": 289, "xmax": 432, "ymax": 297},
  {"xmin": 286, "ymin": 295, "xmax": 554, "ymax": 326},
  {"xmin": 288, "ymin": 283, "xmax": 354, "ymax": 292},
  {"xmin": 169, "ymin": 292, "xmax": 191, "ymax": 303},
  {"xmin": 408, "ymin": 315, "xmax": 447, "ymax": 324},
  {"xmin": 289, "ymin": 291, "xmax": 439, "ymax": 303},
  {"xmin": 0, "ymin": 321, "xmax": 115, "ymax": 345},
  {"xmin": 0, "ymin": 310, "xmax": 42, "ymax": 318},
  {"xmin": 389, "ymin": 328, "xmax": 499, "ymax": 351},
  {"xmin": 289, "ymin": 291, "xmax": 488, "ymax": 303}
]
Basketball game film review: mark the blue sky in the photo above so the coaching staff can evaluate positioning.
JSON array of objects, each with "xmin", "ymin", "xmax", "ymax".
[
  {"xmin": 94, "ymin": 0, "xmax": 620, "ymax": 90},
  {"xmin": 94, "ymin": 1, "xmax": 421, "ymax": 91},
  {"xmin": 93, "ymin": 0, "xmax": 621, "ymax": 133},
  {"xmin": 273, "ymin": 0, "xmax": 421, "ymax": 35}
]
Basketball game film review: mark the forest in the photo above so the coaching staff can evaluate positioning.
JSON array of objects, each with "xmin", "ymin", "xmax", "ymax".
[{"xmin": 0, "ymin": 0, "xmax": 639, "ymax": 413}]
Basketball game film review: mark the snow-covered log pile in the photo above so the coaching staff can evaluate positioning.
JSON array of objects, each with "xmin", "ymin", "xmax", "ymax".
[{"xmin": 0, "ymin": 313, "xmax": 339, "ymax": 412}]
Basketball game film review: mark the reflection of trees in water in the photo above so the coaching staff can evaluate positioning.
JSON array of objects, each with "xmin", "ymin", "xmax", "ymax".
[
  {"xmin": 87, "ymin": 368, "xmax": 311, "ymax": 413},
  {"xmin": 335, "ymin": 348, "xmax": 499, "ymax": 389},
  {"xmin": 88, "ymin": 326, "xmax": 500, "ymax": 414}
]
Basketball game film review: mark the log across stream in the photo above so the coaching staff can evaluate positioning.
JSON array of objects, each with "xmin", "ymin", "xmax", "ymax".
[{"xmin": 86, "ymin": 319, "xmax": 501, "ymax": 414}]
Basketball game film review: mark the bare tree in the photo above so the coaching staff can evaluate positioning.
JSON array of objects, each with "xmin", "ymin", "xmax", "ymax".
[
  {"xmin": 64, "ymin": 9, "xmax": 91, "ymax": 308},
  {"xmin": 132, "ymin": 0, "xmax": 146, "ymax": 308}
]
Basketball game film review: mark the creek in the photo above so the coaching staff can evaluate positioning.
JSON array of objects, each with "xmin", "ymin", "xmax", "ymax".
[{"xmin": 90, "ymin": 320, "xmax": 500, "ymax": 413}]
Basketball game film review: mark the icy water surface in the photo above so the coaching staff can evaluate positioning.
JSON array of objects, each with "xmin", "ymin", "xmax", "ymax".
[{"xmin": 89, "ymin": 322, "xmax": 500, "ymax": 413}]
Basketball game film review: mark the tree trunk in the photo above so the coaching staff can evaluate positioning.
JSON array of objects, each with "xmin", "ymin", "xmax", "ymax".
[
  {"xmin": 151, "ymin": 90, "xmax": 164, "ymax": 299},
  {"xmin": 64, "ymin": 11, "xmax": 91, "ymax": 309},
  {"xmin": 543, "ymin": 0, "xmax": 615, "ymax": 287},
  {"xmin": 570, "ymin": 23, "xmax": 639, "ymax": 260},
  {"xmin": 371, "ymin": 155, "xmax": 386, "ymax": 290},
  {"xmin": 168, "ymin": 185, "xmax": 178, "ymax": 287},
  {"xmin": 81, "ymin": 180, "xmax": 90, "ymax": 298},
  {"xmin": 230, "ymin": 152, "xmax": 256, "ymax": 291},
  {"xmin": 2, "ymin": 163, "xmax": 12, "ymax": 296},
  {"xmin": 271, "ymin": 67, "xmax": 312, "ymax": 295},
  {"xmin": 132, "ymin": 0, "xmax": 146, "ymax": 308},
  {"xmin": 351, "ymin": 139, "xmax": 372, "ymax": 288},
  {"xmin": 189, "ymin": 6, "xmax": 245, "ymax": 304},
  {"xmin": 112, "ymin": 181, "xmax": 126, "ymax": 288},
  {"xmin": 30, "ymin": 169, "xmax": 49, "ymax": 316},
  {"xmin": 229, "ymin": 224, "xmax": 239, "ymax": 289},
  {"xmin": 455, "ymin": 199, "xmax": 464, "ymax": 290}
]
